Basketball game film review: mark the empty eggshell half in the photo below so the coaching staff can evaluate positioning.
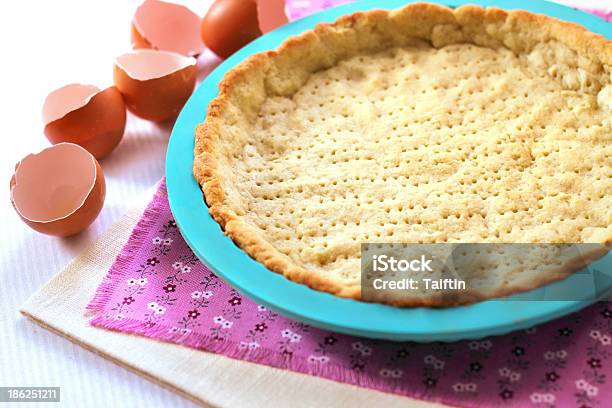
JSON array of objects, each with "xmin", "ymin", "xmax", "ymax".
[
  {"xmin": 114, "ymin": 49, "xmax": 196, "ymax": 122},
  {"xmin": 42, "ymin": 84, "xmax": 127, "ymax": 159},
  {"xmin": 10, "ymin": 143, "xmax": 106, "ymax": 237},
  {"xmin": 132, "ymin": 0, "xmax": 204, "ymax": 57}
]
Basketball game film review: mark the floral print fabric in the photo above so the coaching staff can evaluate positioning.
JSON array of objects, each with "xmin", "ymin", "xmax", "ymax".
[
  {"xmin": 88, "ymin": 181, "xmax": 611, "ymax": 407},
  {"xmin": 284, "ymin": 0, "xmax": 612, "ymax": 22}
]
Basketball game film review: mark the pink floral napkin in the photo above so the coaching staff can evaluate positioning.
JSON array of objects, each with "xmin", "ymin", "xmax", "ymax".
[
  {"xmin": 285, "ymin": 0, "xmax": 612, "ymax": 22},
  {"xmin": 88, "ymin": 181, "xmax": 611, "ymax": 408}
]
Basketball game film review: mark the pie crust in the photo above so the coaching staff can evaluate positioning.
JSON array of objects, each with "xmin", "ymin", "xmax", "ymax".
[{"xmin": 194, "ymin": 3, "xmax": 611, "ymax": 306}]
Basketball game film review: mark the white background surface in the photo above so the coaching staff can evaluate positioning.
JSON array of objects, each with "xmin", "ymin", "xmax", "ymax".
[{"xmin": 0, "ymin": 1, "xmax": 609, "ymax": 407}]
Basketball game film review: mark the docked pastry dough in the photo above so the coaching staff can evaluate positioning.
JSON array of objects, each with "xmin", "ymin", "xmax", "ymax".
[{"xmin": 194, "ymin": 3, "xmax": 611, "ymax": 306}]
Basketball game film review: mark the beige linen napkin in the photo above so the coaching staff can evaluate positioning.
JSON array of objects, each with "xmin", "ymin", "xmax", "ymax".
[{"xmin": 20, "ymin": 191, "xmax": 443, "ymax": 408}]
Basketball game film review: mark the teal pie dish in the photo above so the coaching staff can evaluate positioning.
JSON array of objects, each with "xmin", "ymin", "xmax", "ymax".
[{"xmin": 166, "ymin": 0, "xmax": 611, "ymax": 341}]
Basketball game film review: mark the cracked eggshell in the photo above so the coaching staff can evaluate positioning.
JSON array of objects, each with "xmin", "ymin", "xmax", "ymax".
[
  {"xmin": 10, "ymin": 143, "xmax": 106, "ymax": 237},
  {"xmin": 256, "ymin": 0, "xmax": 288, "ymax": 34},
  {"xmin": 132, "ymin": 0, "xmax": 204, "ymax": 57},
  {"xmin": 42, "ymin": 84, "xmax": 126, "ymax": 159},
  {"xmin": 113, "ymin": 49, "xmax": 196, "ymax": 122}
]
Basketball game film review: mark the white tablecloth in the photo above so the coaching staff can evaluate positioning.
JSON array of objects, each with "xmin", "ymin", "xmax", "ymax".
[{"xmin": 0, "ymin": 1, "xmax": 608, "ymax": 407}]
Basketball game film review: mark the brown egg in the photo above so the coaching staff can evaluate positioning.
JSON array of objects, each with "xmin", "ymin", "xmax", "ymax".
[
  {"xmin": 42, "ymin": 84, "xmax": 126, "ymax": 159},
  {"xmin": 10, "ymin": 143, "xmax": 106, "ymax": 237},
  {"xmin": 132, "ymin": 0, "xmax": 204, "ymax": 57},
  {"xmin": 201, "ymin": 0, "xmax": 262, "ymax": 59},
  {"xmin": 113, "ymin": 49, "xmax": 196, "ymax": 122}
]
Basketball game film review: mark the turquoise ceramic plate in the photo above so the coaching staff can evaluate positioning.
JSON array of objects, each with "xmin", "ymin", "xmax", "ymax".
[{"xmin": 167, "ymin": 0, "xmax": 611, "ymax": 341}]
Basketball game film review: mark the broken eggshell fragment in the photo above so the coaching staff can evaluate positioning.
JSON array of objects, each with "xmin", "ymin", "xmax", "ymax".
[
  {"xmin": 10, "ymin": 143, "xmax": 106, "ymax": 237},
  {"xmin": 256, "ymin": 0, "xmax": 289, "ymax": 34},
  {"xmin": 42, "ymin": 84, "xmax": 126, "ymax": 159},
  {"xmin": 114, "ymin": 49, "xmax": 196, "ymax": 122},
  {"xmin": 132, "ymin": 0, "xmax": 204, "ymax": 57}
]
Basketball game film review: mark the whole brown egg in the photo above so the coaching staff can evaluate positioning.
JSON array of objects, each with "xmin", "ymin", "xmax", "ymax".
[{"xmin": 201, "ymin": 0, "xmax": 262, "ymax": 59}]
